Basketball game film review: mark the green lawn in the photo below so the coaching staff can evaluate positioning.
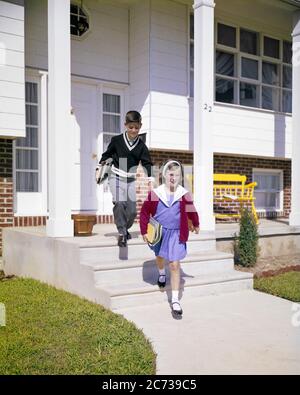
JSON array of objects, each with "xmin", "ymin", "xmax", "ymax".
[
  {"xmin": 254, "ymin": 271, "xmax": 300, "ymax": 302},
  {"xmin": 0, "ymin": 276, "xmax": 156, "ymax": 375}
]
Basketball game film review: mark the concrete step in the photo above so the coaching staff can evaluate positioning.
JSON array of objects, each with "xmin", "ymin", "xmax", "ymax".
[
  {"xmin": 84, "ymin": 252, "xmax": 235, "ymax": 285},
  {"xmin": 95, "ymin": 270, "xmax": 253, "ymax": 310},
  {"xmin": 80, "ymin": 236, "xmax": 216, "ymax": 263}
]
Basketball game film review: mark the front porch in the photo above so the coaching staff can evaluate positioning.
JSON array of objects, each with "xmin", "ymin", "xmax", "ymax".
[{"xmin": 3, "ymin": 219, "xmax": 300, "ymax": 311}]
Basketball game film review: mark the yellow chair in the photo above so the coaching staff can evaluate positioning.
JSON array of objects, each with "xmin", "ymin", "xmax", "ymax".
[
  {"xmin": 185, "ymin": 173, "xmax": 258, "ymax": 223},
  {"xmin": 213, "ymin": 173, "xmax": 258, "ymax": 223}
]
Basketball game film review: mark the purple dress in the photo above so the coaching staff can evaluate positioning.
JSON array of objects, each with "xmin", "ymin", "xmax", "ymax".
[{"xmin": 150, "ymin": 195, "xmax": 187, "ymax": 261}]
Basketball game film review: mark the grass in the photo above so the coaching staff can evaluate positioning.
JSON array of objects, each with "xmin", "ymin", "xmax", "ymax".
[
  {"xmin": 0, "ymin": 276, "xmax": 156, "ymax": 375},
  {"xmin": 254, "ymin": 271, "xmax": 300, "ymax": 302}
]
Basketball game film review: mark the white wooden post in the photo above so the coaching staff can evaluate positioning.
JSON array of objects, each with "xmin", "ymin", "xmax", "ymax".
[
  {"xmin": 289, "ymin": 11, "xmax": 300, "ymax": 229},
  {"xmin": 46, "ymin": 0, "xmax": 73, "ymax": 237},
  {"xmin": 193, "ymin": 0, "xmax": 215, "ymax": 231}
]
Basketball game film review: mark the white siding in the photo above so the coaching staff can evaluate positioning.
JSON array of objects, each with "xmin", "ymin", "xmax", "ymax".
[
  {"xmin": 147, "ymin": 0, "xmax": 294, "ymax": 157},
  {"xmin": 149, "ymin": 0, "xmax": 189, "ymax": 150},
  {"xmin": 213, "ymin": 105, "xmax": 292, "ymax": 158},
  {"xmin": 0, "ymin": 0, "xmax": 25, "ymax": 138},
  {"xmin": 212, "ymin": 0, "xmax": 294, "ymax": 159},
  {"xmin": 25, "ymin": 0, "xmax": 129, "ymax": 83},
  {"xmin": 129, "ymin": 0, "xmax": 151, "ymax": 135}
]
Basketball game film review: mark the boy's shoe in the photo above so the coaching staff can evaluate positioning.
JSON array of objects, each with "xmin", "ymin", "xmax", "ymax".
[
  {"xmin": 171, "ymin": 301, "xmax": 183, "ymax": 316},
  {"xmin": 118, "ymin": 234, "xmax": 127, "ymax": 247},
  {"xmin": 126, "ymin": 231, "xmax": 132, "ymax": 240},
  {"xmin": 157, "ymin": 274, "xmax": 166, "ymax": 288}
]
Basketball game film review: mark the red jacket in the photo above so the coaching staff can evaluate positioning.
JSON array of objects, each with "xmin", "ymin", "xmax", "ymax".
[{"xmin": 140, "ymin": 190, "xmax": 200, "ymax": 243}]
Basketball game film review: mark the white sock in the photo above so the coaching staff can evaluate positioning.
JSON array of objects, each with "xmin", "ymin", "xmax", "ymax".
[
  {"xmin": 159, "ymin": 268, "xmax": 166, "ymax": 276},
  {"xmin": 172, "ymin": 290, "xmax": 179, "ymax": 303}
]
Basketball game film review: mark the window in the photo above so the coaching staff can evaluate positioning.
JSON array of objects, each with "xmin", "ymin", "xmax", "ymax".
[
  {"xmin": 192, "ymin": 18, "xmax": 294, "ymax": 113},
  {"xmin": 215, "ymin": 23, "xmax": 292, "ymax": 112},
  {"xmin": 15, "ymin": 82, "xmax": 39, "ymax": 192},
  {"xmin": 263, "ymin": 36, "xmax": 280, "ymax": 59},
  {"xmin": 70, "ymin": 3, "xmax": 89, "ymax": 37},
  {"xmin": 102, "ymin": 93, "xmax": 121, "ymax": 152},
  {"xmin": 189, "ymin": 17, "xmax": 292, "ymax": 113},
  {"xmin": 240, "ymin": 29, "xmax": 259, "ymax": 56},
  {"xmin": 217, "ymin": 23, "xmax": 236, "ymax": 48},
  {"xmin": 253, "ymin": 170, "xmax": 282, "ymax": 211},
  {"xmin": 189, "ymin": 14, "xmax": 194, "ymax": 97}
]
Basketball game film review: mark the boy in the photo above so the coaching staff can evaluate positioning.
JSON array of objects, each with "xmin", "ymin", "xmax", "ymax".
[{"xmin": 97, "ymin": 110, "xmax": 154, "ymax": 247}]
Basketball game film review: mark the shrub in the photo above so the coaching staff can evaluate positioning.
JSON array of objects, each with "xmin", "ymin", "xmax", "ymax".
[{"xmin": 234, "ymin": 207, "xmax": 259, "ymax": 267}]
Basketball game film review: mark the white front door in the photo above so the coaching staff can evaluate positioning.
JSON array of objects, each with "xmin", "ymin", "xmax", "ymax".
[
  {"xmin": 97, "ymin": 87, "xmax": 125, "ymax": 215},
  {"xmin": 71, "ymin": 82, "xmax": 98, "ymax": 211}
]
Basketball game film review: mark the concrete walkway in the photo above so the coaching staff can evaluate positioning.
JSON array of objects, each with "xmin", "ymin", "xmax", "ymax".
[{"xmin": 116, "ymin": 290, "xmax": 300, "ymax": 375}]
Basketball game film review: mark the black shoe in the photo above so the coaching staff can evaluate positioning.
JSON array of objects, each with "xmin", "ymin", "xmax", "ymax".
[
  {"xmin": 171, "ymin": 301, "xmax": 183, "ymax": 316},
  {"xmin": 126, "ymin": 231, "xmax": 132, "ymax": 240},
  {"xmin": 157, "ymin": 274, "xmax": 166, "ymax": 288},
  {"xmin": 118, "ymin": 234, "xmax": 127, "ymax": 247}
]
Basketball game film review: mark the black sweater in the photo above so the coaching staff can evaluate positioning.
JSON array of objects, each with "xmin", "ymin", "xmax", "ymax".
[{"xmin": 99, "ymin": 133, "xmax": 153, "ymax": 178}]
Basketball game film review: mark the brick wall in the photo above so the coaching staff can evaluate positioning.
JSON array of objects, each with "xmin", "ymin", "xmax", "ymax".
[
  {"xmin": 214, "ymin": 154, "xmax": 291, "ymax": 218},
  {"xmin": 136, "ymin": 150, "xmax": 291, "ymax": 220},
  {"xmin": 0, "ymin": 143, "xmax": 292, "ymax": 256},
  {"xmin": 0, "ymin": 139, "xmax": 14, "ymax": 255}
]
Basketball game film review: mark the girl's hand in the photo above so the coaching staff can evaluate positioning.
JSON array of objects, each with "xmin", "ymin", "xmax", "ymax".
[
  {"xmin": 142, "ymin": 235, "xmax": 148, "ymax": 243},
  {"xmin": 194, "ymin": 227, "xmax": 199, "ymax": 234}
]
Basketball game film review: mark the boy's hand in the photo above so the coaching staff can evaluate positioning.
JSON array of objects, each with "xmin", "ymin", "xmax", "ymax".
[
  {"xmin": 95, "ymin": 168, "xmax": 100, "ymax": 183},
  {"xmin": 142, "ymin": 235, "xmax": 148, "ymax": 243},
  {"xmin": 148, "ymin": 180, "xmax": 155, "ymax": 191}
]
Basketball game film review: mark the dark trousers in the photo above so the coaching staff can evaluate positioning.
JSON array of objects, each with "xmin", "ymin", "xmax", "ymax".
[{"xmin": 109, "ymin": 175, "xmax": 137, "ymax": 236}]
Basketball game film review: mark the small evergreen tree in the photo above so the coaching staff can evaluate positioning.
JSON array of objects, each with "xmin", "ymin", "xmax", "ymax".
[{"xmin": 235, "ymin": 207, "xmax": 259, "ymax": 267}]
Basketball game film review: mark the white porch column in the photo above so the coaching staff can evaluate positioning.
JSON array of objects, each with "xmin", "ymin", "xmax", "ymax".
[
  {"xmin": 46, "ymin": 0, "xmax": 73, "ymax": 237},
  {"xmin": 289, "ymin": 11, "xmax": 300, "ymax": 229},
  {"xmin": 193, "ymin": 0, "xmax": 215, "ymax": 231}
]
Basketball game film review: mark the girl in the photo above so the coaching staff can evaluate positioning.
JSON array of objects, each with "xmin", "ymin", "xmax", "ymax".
[{"xmin": 140, "ymin": 160, "xmax": 199, "ymax": 316}]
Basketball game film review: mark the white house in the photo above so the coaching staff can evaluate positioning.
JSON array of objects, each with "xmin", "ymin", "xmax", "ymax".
[{"xmin": 1, "ymin": 0, "xmax": 300, "ymax": 249}]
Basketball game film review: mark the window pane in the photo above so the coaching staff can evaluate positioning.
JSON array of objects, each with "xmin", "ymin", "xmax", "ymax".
[
  {"xmin": 262, "ymin": 62, "xmax": 279, "ymax": 85},
  {"xmin": 264, "ymin": 36, "xmax": 280, "ymax": 59},
  {"xmin": 282, "ymin": 90, "xmax": 292, "ymax": 113},
  {"xmin": 216, "ymin": 51, "xmax": 235, "ymax": 77},
  {"xmin": 79, "ymin": 7, "xmax": 86, "ymax": 16},
  {"xmin": 262, "ymin": 86, "xmax": 279, "ymax": 111},
  {"xmin": 103, "ymin": 94, "xmax": 120, "ymax": 113},
  {"xmin": 70, "ymin": 4, "xmax": 78, "ymax": 14},
  {"xmin": 190, "ymin": 14, "xmax": 194, "ymax": 40},
  {"xmin": 216, "ymin": 78, "xmax": 235, "ymax": 104},
  {"xmin": 217, "ymin": 23, "xmax": 236, "ymax": 48},
  {"xmin": 241, "ymin": 57, "xmax": 258, "ymax": 80},
  {"xmin": 103, "ymin": 134, "xmax": 113, "ymax": 152},
  {"xmin": 25, "ymin": 82, "xmax": 38, "ymax": 103},
  {"xmin": 26, "ymin": 104, "xmax": 38, "ymax": 126},
  {"xmin": 190, "ymin": 69, "xmax": 194, "ymax": 97},
  {"xmin": 254, "ymin": 173, "xmax": 280, "ymax": 190},
  {"xmin": 16, "ymin": 127, "xmax": 38, "ymax": 148},
  {"xmin": 16, "ymin": 149, "xmax": 38, "ymax": 170},
  {"xmin": 283, "ymin": 65, "xmax": 292, "ymax": 89},
  {"xmin": 16, "ymin": 172, "xmax": 38, "ymax": 193},
  {"xmin": 71, "ymin": 26, "xmax": 79, "ymax": 36},
  {"xmin": 190, "ymin": 42, "xmax": 194, "ymax": 68},
  {"xmin": 283, "ymin": 41, "xmax": 292, "ymax": 64},
  {"xmin": 255, "ymin": 192, "xmax": 278, "ymax": 209},
  {"xmin": 103, "ymin": 114, "xmax": 120, "ymax": 134},
  {"xmin": 71, "ymin": 14, "xmax": 77, "ymax": 26},
  {"xmin": 240, "ymin": 83, "xmax": 259, "ymax": 108},
  {"xmin": 240, "ymin": 29, "xmax": 258, "ymax": 55}
]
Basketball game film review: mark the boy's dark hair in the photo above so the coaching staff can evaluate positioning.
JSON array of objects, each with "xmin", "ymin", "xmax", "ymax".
[{"xmin": 125, "ymin": 110, "xmax": 142, "ymax": 124}]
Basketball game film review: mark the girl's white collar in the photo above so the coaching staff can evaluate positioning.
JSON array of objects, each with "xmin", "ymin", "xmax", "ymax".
[{"xmin": 153, "ymin": 184, "xmax": 188, "ymax": 207}]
